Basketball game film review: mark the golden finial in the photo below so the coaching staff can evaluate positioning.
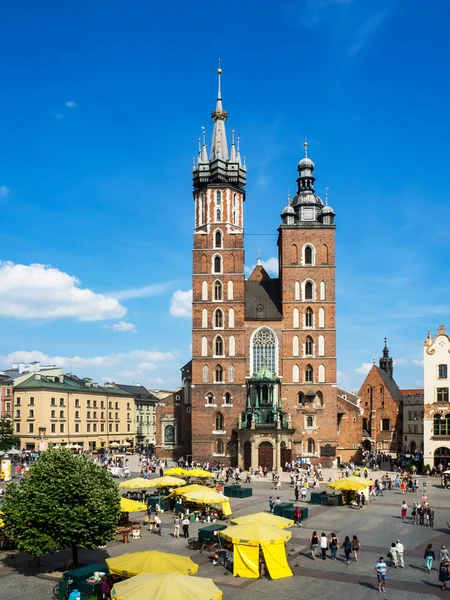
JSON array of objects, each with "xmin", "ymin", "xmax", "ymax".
[
  {"xmin": 217, "ymin": 58, "xmax": 222, "ymax": 74},
  {"xmin": 325, "ymin": 187, "xmax": 329, "ymax": 205},
  {"xmin": 304, "ymin": 139, "xmax": 308, "ymax": 158}
]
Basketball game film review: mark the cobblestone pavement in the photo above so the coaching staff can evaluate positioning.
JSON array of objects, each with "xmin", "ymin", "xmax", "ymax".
[{"xmin": 1, "ymin": 465, "xmax": 448, "ymax": 599}]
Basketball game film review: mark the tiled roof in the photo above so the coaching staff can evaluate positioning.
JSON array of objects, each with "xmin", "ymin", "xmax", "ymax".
[
  {"xmin": 245, "ymin": 279, "xmax": 282, "ymax": 320},
  {"xmin": 114, "ymin": 384, "xmax": 157, "ymax": 401},
  {"xmin": 15, "ymin": 374, "xmax": 130, "ymax": 396},
  {"xmin": 401, "ymin": 389, "xmax": 424, "ymax": 395},
  {"xmin": 376, "ymin": 367, "xmax": 403, "ymax": 403}
]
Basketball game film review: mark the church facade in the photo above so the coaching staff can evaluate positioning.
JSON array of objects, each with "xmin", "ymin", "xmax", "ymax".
[{"xmin": 189, "ymin": 69, "xmax": 338, "ymax": 469}]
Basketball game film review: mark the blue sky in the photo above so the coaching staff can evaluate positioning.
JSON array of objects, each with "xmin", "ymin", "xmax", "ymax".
[{"xmin": 1, "ymin": 0, "xmax": 449, "ymax": 392}]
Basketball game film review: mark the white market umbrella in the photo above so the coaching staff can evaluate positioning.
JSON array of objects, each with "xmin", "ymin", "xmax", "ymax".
[
  {"xmin": 71, "ymin": 444, "xmax": 83, "ymax": 449},
  {"xmin": 109, "ymin": 442, "xmax": 120, "ymax": 448},
  {"xmin": 122, "ymin": 442, "xmax": 131, "ymax": 447}
]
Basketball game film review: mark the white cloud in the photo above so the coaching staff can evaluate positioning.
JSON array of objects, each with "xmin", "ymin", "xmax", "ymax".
[
  {"xmin": 245, "ymin": 256, "xmax": 279, "ymax": 276},
  {"xmin": 0, "ymin": 186, "xmax": 10, "ymax": 197},
  {"xmin": 104, "ymin": 321, "xmax": 136, "ymax": 332},
  {"xmin": 137, "ymin": 362, "xmax": 157, "ymax": 371},
  {"xmin": 65, "ymin": 101, "xmax": 76, "ymax": 109},
  {"xmin": 412, "ymin": 359, "xmax": 424, "ymax": 367},
  {"xmin": 355, "ymin": 362, "xmax": 373, "ymax": 375},
  {"xmin": 52, "ymin": 112, "xmax": 64, "ymax": 120},
  {"xmin": 393, "ymin": 358, "xmax": 407, "ymax": 366},
  {"xmin": 170, "ymin": 290, "xmax": 192, "ymax": 317},
  {"xmin": 111, "ymin": 282, "xmax": 173, "ymax": 301},
  {"xmin": 0, "ymin": 261, "xmax": 126, "ymax": 321}
]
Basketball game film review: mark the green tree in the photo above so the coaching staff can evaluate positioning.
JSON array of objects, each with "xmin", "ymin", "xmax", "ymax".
[
  {"xmin": 2, "ymin": 448, "xmax": 120, "ymax": 564},
  {"xmin": 0, "ymin": 418, "xmax": 20, "ymax": 452}
]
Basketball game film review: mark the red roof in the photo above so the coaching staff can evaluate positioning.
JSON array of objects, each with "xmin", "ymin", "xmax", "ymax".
[{"xmin": 401, "ymin": 389, "xmax": 424, "ymax": 395}]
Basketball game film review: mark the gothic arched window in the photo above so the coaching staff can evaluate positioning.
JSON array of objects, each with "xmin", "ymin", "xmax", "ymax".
[
  {"xmin": 207, "ymin": 393, "xmax": 214, "ymax": 405},
  {"xmin": 252, "ymin": 327, "xmax": 277, "ymax": 375},
  {"xmin": 216, "ymin": 209, "xmax": 221, "ymax": 222},
  {"xmin": 164, "ymin": 425, "xmax": 175, "ymax": 444},
  {"xmin": 215, "ymin": 336, "xmax": 224, "ymax": 356},
  {"xmin": 214, "ymin": 230, "xmax": 222, "ymax": 248},
  {"xmin": 213, "ymin": 255, "xmax": 222, "ymax": 273},
  {"xmin": 305, "ymin": 336, "xmax": 313, "ymax": 356},
  {"xmin": 215, "ymin": 364, "xmax": 224, "ymax": 383},
  {"xmin": 215, "ymin": 413, "xmax": 224, "ymax": 431},
  {"xmin": 305, "ymin": 245, "xmax": 313, "ymax": 265},
  {"xmin": 307, "ymin": 438, "xmax": 315, "ymax": 454},
  {"xmin": 298, "ymin": 392, "xmax": 304, "ymax": 405},
  {"xmin": 202, "ymin": 364, "xmax": 209, "ymax": 383},
  {"xmin": 305, "ymin": 307, "xmax": 313, "ymax": 328},
  {"xmin": 214, "ymin": 280, "xmax": 222, "ymax": 301},
  {"xmin": 224, "ymin": 392, "xmax": 231, "ymax": 405},
  {"xmin": 214, "ymin": 309, "xmax": 223, "ymax": 328},
  {"xmin": 305, "ymin": 364, "xmax": 314, "ymax": 383},
  {"xmin": 216, "ymin": 190, "xmax": 222, "ymax": 206},
  {"xmin": 228, "ymin": 364, "xmax": 235, "ymax": 383},
  {"xmin": 216, "ymin": 439, "xmax": 224, "ymax": 454},
  {"xmin": 305, "ymin": 281, "xmax": 313, "ymax": 300},
  {"xmin": 307, "ymin": 416, "xmax": 314, "ymax": 427}
]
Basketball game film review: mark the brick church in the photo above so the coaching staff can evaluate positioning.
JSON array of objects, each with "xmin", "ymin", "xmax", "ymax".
[{"xmin": 188, "ymin": 67, "xmax": 338, "ymax": 469}]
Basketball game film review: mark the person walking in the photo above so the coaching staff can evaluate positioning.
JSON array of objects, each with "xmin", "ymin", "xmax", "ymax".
[
  {"xmin": 388, "ymin": 542, "xmax": 398, "ymax": 568},
  {"xmin": 352, "ymin": 535, "xmax": 361, "ymax": 561},
  {"xmin": 155, "ymin": 514, "xmax": 163, "ymax": 536},
  {"xmin": 424, "ymin": 543, "xmax": 435, "ymax": 572},
  {"xmin": 439, "ymin": 558, "xmax": 450, "ymax": 590},
  {"xmin": 375, "ymin": 557, "xmax": 387, "ymax": 593},
  {"xmin": 173, "ymin": 515, "xmax": 181, "ymax": 539},
  {"xmin": 401, "ymin": 500, "xmax": 408, "ymax": 521},
  {"xmin": 269, "ymin": 496, "xmax": 274, "ymax": 513},
  {"xmin": 412, "ymin": 502, "xmax": 419, "ymax": 525},
  {"xmin": 429, "ymin": 506, "xmax": 435, "ymax": 528},
  {"xmin": 440, "ymin": 545, "xmax": 450, "ymax": 561},
  {"xmin": 329, "ymin": 533, "xmax": 340, "ymax": 560},
  {"xmin": 320, "ymin": 532, "xmax": 328, "ymax": 560},
  {"xmin": 343, "ymin": 536, "xmax": 352, "ymax": 563},
  {"xmin": 294, "ymin": 485, "xmax": 299, "ymax": 502},
  {"xmin": 182, "ymin": 516, "xmax": 190, "ymax": 539},
  {"xmin": 419, "ymin": 505, "xmax": 425, "ymax": 526},
  {"xmin": 294, "ymin": 506, "xmax": 302, "ymax": 527},
  {"xmin": 310, "ymin": 531, "xmax": 319, "ymax": 559},
  {"xmin": 396, "ymin": 540, "xmax": 404, "ymax": 568}
]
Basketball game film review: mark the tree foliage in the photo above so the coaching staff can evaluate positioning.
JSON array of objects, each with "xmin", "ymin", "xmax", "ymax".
[
  {"xmin": 0, "ymin": 418, "xmax": 20, "ymax": 452},
  {"xmin": 2, "ymin": 448, "xmax": 120, "ymax": 562}
]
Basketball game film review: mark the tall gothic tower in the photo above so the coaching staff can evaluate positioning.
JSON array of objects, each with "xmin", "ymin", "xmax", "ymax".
[
  {"xmin": 277, "ymin": 143, "xmax": 338, "ymax": 461},
  {"xmin": 190, "ymin": 66, "xmax": 247, "ymax": 463}
]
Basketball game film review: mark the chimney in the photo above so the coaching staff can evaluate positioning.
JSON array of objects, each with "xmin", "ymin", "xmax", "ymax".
[
  {"xmin": 30, "ymin": 361, "xmax": 41, "ymax": 372},
  {"xmin": 18, "ymin": 362, "xmax": 26, "ymax": 374},
  {"xmin": 35, "ymin": 374, "xmax": 41, "ymax": 380},
  {"xmin": 59, "ymin": 375, "xmax": 64, "ymax": 384},
  {"xmin": 11, "ymin": 362, "xmax": 18, "ymax": 370}
]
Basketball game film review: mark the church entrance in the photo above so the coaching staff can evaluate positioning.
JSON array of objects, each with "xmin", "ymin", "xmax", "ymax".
[
  {"xmin": 280, "ymin": 441, "xmax": 291, "ymax": 469},
  {"xmin": 258, "ymin": 441, "xmax": 274, "ymax": 470},
  {"xmin": 243, "ymin": 441, "xmax": 251, "ymax": 471}
]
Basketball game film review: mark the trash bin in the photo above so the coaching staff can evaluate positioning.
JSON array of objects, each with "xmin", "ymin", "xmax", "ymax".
[
  {"xmin": 300, "ymin": 507, "xmax": 309, "ymax": 519},
  {"xmin": 310, "ymin": 492, "xmax": 326, "ymax": 505},
  {"xmin": 237, "ymin": 487, "xmax": 252, "ymax": 498},
  {"xmin": 274, "ymin": 502, "xmax": 293, "ymax": 517}
]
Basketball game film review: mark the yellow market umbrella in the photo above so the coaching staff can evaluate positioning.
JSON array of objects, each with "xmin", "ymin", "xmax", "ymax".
[
  {"xmin": 230, "ymin": 512, "xmax": 293, "ymax": 529},
  {"xmin": 106, "ymin": 551, "xmax": 199, "ymax": 578},
  {"xmin": 145, "ymin": 476, "xmax": 186, "ymax": 488},
  {"xmin": 119, "ymin": 477, "xmax": 156, "ymax": 489},
  {"xmin": 186, "ymin": 468, "xmax": 214, "ymax": 478},
  {"xmin": 120, "ymin": 497, "xmax": 147, "ymax": 513},
  {"xmin": 181, "ymin": 489, "xmax": 232, "ymax": 516},
  {"xmin": 111, "ymin": 573, "xmax": 222, "ymax": 600},
  {"xmin": 165, "ymin": 467, "xmax": 189, "ymax": 476},
  {"xmin": 327, "ymin": 479, "xmax": 370, "ymax": 492},
  {"xmin": 220, "ymin": 523, "xmax": 291, "ymax": 546},
  {"xmin": 167, "ymin": 484, "xmax": 207, "ymax": 498},
  {"xmin": 347, "ymin": 475, "xmax": 374, "ymax": 486}
]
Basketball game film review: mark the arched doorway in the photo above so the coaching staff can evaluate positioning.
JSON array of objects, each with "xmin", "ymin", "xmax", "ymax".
[
  {"xmin": 243, "ymin": 441, "xmax": 251, "ymax": 471},
  {"xmin": 258, "ymin": 441, "xmax": 273, "ymax": 470},
  {"xmin": 410, "ymin": 441, "xmax": 417, "ymax": 455},
  {"xmin": 434, "ymin": 447, "xmax": 450, "ymax": 468}
]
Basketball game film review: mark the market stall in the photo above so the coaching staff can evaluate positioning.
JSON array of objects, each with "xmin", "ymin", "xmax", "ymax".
[
  {"xmin": 180, "ymin": 488, "xmax": 232, "ymax": 518},
  {"xmin": 111, "ymin": 573, "xmax": 222, "ymax": 600},
  {"xmin": 220, "ymin": 523, "xmax": 292, "ymax": 579},
  {"xmin": 230, "ymin": 512, "xmax": 293, "ymax": 529},
  {"xmin": 106, "ymin": 550, "xmax": 199, "ymax": 578},
  {"xmin": 327, "ymin": 476, "xmax": 373, "ymax": 505}
]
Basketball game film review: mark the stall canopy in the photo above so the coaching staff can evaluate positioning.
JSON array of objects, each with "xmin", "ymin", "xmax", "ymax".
[
  {"xmin": 144, "ymin": 476, "xmax": 186, "ymax": 488},
  {"xmin": 164, "ymin": 467, "xmax": 189, "ymax": 476},
  {"xmin": 327, "ymin": 478, "xmax": 372, "ymax": 492},
  {"xmin": 111, "ymin": 573, "xmax": 222, "ymax": 600},
  {"xmin": 186, "ymin": 469, "xmax": 215, "ymax": 478},
  {"xmin": 106, "ymin": 551, "xmax": 199, "ymax": 578},
  {"xmin": 120, "ymin": 497, "xmax": 147, "ymax": 513},
  {"xmin": 230, "ymin": 512, "xmax": 293, "ymax": 529},
  {"xmin": 119, "ymin": 477, "xmax": 159, "ymax": 489},
  {"xmin": 166, "ymin": 484, "xmax": 206, "ymax": 498},
  {"xmin": 180, "ymin": 489, "xmax": 232, "ymax": 516},
  {"xmin": 220, "ymin": 523, "xmax": 292, "ymax": 579}
]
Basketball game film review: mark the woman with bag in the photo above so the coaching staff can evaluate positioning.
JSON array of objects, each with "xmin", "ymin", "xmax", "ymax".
[
  {"xmin": 310, "ymin": 531, "xmax": 319, "ymax": 559},
  {"xmin": 387, "ymin": 542, "xmax": 398, "ymax": 568},
  {"xmin": 320, "ymin": 532, "xmax": 328, "ymax": 560},
  {"xmin": 352, "ymin": 535, "xmax": 361, "ymax": 561},
  {"xmin": 439, "ymin": 558, "xmax": 450, "ymax": 590},
  {"xmin": 329, "ymin": 533, "xmax": 340, "ymax": 560},
  {"xmin": 342, "ymin": 536, "xmax": 352, "ymax": 563}
]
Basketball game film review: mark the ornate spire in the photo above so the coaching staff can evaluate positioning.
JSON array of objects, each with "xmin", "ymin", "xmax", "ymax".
[
  {"xmin": 210, "ymin": 60, "xmax": 229, "ymax": 162},
  {"xmin": 230, "ymin": 129, "xmax": 237, "ymax": 162},
  {"xmin": 200, "ymin": 127, "xmax": 208, "ymax": 163},
  {"xmin": 379, "ymin": 338, "xmax": 394, "ymax": 379}
]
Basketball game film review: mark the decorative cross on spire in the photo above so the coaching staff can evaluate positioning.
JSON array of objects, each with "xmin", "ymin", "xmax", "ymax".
[
  {"xmin": 217, "ymin": 58, "xmax": 222, "ymax": 99},
  {"xmin": 325, "ymin": 187, "xmax": 329, "ymax": 205},
  {"xmin": 304, "ymin": 139, "xmax": 308, "ymax": 158},
  {"xmin": 257, "ymin": 248, "xmax": 262, "ymax": 266}
]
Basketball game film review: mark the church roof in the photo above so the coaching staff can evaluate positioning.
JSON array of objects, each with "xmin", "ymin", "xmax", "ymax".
[
  {"xmin": 244, "ymin": 279, "xmax": 282, "ymax": 320},
  {"xmin": 376, "ymin": 367, "xmax": 403, "ymax": 403},
  {"xmin": 248, "ymin": 263, "xmax": 271, "ymax": 282}
]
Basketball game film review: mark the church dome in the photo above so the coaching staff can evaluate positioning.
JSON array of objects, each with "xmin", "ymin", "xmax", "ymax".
[
  {"xmin": 281, "ymin": 204, "xmax": 295, "ymax": 215},
  {"xmin": 254, "ymin": 362, "xmax": 277, "ymax": 382},
  {"xmin": 320, "ymin": 204, "xmax": 335, "ymax": 215},
  {"xmin": 298, "ymin": 156, "xmax": 314, "ymax": 170}
]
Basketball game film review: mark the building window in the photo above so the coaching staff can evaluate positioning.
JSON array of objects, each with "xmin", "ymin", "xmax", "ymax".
[
  {"xmin": 115, "ymin": 424, "xmax": 119, "ymax": 432},
  {"xmin": 51, "ymin": 410, "xmax": 56, "ymax": 418},
  {"xmin": 29, "ymin": 409, "xmax": 34, "ymax": 418},
  {"xmin": 228, "ymin": 364, "xmax": 235, "ymax": 383},
  {"xmin": 215, "ymin": 335, "xmax": 224, "ymax": 356},
  {"xmin": 214, "ymin": 230, "xmax": 222, "ymax": 248},
  {"xmin": 207, "ymin": 393, "xmax": 214, "ymax": 405},
  {"xmin": 87, "ymin": 400, "xmax": 91, "ymax": 408},
  {"xmin": 216, "ymin": 439, "xmax": 224, "ymax": 454},
  {"xmin": 216, "ymin": 190, "xmax": 222, "ymax": 206},
  {"xmin": 59, "ymin": 398, "xmax": 64, "ymax": 406},
  {"xmin": 304, "ymin": 281, "xmax": 313, "ymax": 300},
  {"xmin": 215, "ymin": 365, "xmax": 224, "ymax": 383},
  {"xmin": 214, "ymin": 280, "xmax": 222, "ymax": 301},
  {"xmin": 305, "ymin": 336, "xmax": 313, "ymax": 356},
  {"xmin": 224, "ymin": 392, "xmax": 231, "ymax": 405},
  {"xmin": 307, "ymin": 438, "xmax": 315, "ymax": 454},
  {"xmin": 164, "ymin": 425, "xmax": 175, "ymax": 444},
  {"xmin": 305, "ymin": 364, "xmax": 314, "ymax": 383},
  {"xmin": 214, "ymin": 309, "xmax": 224, "ymax": 328},
  {"xmin": 75, "ymin": 398, "xmax": 80, "ymax": 407},
  {"xmin": 298, "ymin": 392, "xmax": 304, "ymax": 405},
  {"xmin": 216, "ymin": 209, "xmax": 221, "ymax": 222},
  {"xmin": 29, "ymin": 397, "xmax": 35, "ymax": 406},
  {"xmin": 381, "ymin": 419, "xmax": 390, "ymax": 431},
  {"xmin": 304, "ymin": 245, "xmax": 313, "ymax": 265},
  {"xmin": 306, "ymin": 415, "xmax": 314, "ymax": 427},
  {"xmin": 203, "ymin": 365, "xmax": 209, "ymax": 383},
  {"xmin": 305, "ymin": 307, "xmax": 313, "ymax": 328},
  {"xmin": 60, "ymin": 410, "xmax": 64, "ymax": 418},
  {"xmin": 252, "ymin": 327, "xmax": 277, "ymax": 374},
  {"xmin": 293, "ymin": 364, "xmax": 300, "ymax": 383},
  {"xmin": 293, "ymin": 307, "xmax": 299, "ymax": 328},
  {"xmin": 28, "ymin": 423, "xmax": 34, "ymax": 433},
  {"xmin": 437, "ymin": 388, "xmax": 449, "ymax": 403},
  {"xmin": 60, "ymin": 424, "xmax": 65, "ymax": 433},
  {"xmin": 434, "ymin": 414, "xmax": 450, "ymax": 436},
  {"xmin": 215, "ymin": 413, "xmax": 224, "ymax": 431},
  {"xmin": 127, "ymin": 423, "xmax": 130, "ymax": 432},
  {"xmin": 15, "ymin": 397, "xmax": 21, "ymax": 406},
  {"xmin": 15, "ymin": 423, "xmax": 20, "ymax": 433},
  {"xmin": 228, "ymin": 307, "xmax": 235, "ymax": 328},
  {"xmin": 109, "ymin": 423, "xmax": 112, "ymax": 432},
  {"xmin": 227, "ymin": 280, "xmax": 234, "ymax": 300},
  {"xmin": 87, "ymin": 424, "xmax": 91, "ymax": 432},
  {"xmin": 51, "ymin": 397, "xmax": 56, "ymax": 406},
  {"xmin": 51, "ymin": 424, "xmax": 56, "ymax": 433},
  {"xmin": 439, "ymin": 364, "xmax": 448, "ymax": 379},
  {"xmin": 101, "ymin": 424, "xmax": 105, "ymax": 432},
  {"xmin": 213, "ymin": 255, "xmax": 222, "ymax": 273},
  {"xmin": 87, "ymin": 411, "xmax": 91, "ymax": 419}
]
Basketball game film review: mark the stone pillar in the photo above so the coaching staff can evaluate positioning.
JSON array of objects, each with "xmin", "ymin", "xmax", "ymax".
[
  {"xmin": 251, "ymin": 438, "xmax": 257, "ymax": 471},
  {"xmin": 275, "ymin": 436, "xmax": 281, "ymax": 472}
]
